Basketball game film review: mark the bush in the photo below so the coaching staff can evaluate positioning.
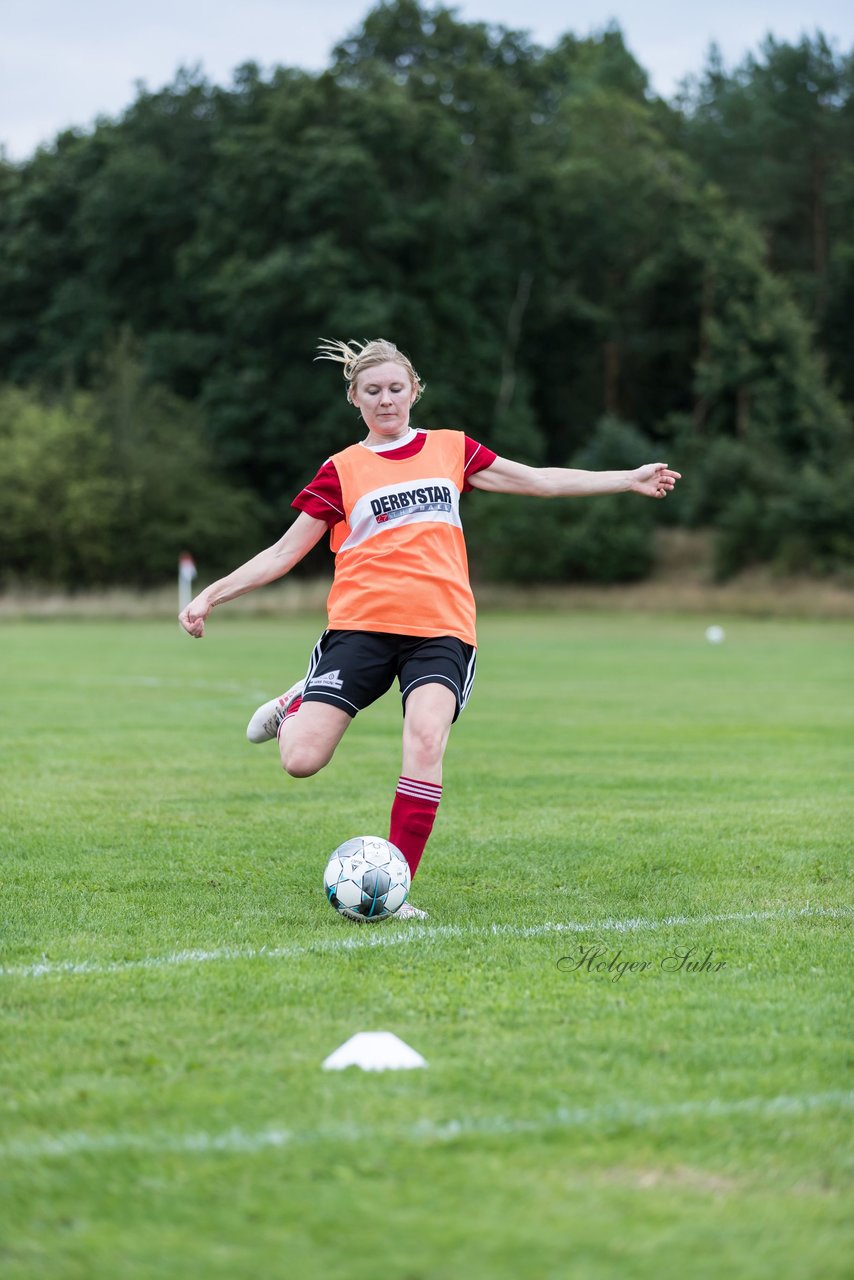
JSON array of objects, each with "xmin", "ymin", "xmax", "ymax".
[
  {"xmin": 714, "ymin": 460, "xmax": 854, "ymax": 581},
  {"xmin": 0, "ymin": 364, "xmax": 265, "ymax": 588},
  {"xmin": 668, "ymin": 415, "xmax": 854, "ymax": 580},
  {"xmin": 466, "ymin": 416, "xmax": 657, "ymax": 584}
]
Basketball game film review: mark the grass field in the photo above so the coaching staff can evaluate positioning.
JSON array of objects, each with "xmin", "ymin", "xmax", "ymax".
[{"xmin": 1, "ymin": 612, "xmax": 852, "ymax": 1279}]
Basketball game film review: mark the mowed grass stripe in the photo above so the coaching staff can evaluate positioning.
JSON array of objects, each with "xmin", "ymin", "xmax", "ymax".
[
  {"xmin": 2, "ymin": 902, "xmax": 850, "ymax": 980},
  {"xmin": 2, "ymin": 1089, "xmax": 851, "ymax": 1163}
]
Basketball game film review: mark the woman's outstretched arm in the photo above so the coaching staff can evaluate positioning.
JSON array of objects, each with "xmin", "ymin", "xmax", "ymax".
[
  {"xmin": 469, "ymin": 457, "xmax": 681, "ymax": 499},
  {"xmin": 179, "ymin": 511, "xmax": 328, "ymax": 638}
]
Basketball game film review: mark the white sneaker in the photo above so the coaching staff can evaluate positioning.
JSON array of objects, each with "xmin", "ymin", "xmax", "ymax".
[
  {"xmin": 246, "ymin": 679, "xmax": 305, "ymax": 743},
  {"xmin": 395, "ymin": 901, "xmax": 428, "ymax": 920}
]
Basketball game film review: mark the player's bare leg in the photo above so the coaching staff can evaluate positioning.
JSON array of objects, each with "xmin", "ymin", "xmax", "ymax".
[
  {"xmin": 400, "ymin": 683, "xmax": 456, "ymax": 783},
  {"xmin": 278, "ymin": 701, "xmax": 352, "ymax": 778}
]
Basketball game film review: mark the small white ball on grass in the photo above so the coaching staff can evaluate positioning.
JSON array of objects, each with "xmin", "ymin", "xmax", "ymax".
[{"xmin": 705, "ymin": 625, "xmax": 725, "ymax": 644}]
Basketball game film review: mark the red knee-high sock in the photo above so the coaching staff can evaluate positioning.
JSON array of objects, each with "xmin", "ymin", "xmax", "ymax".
[{"xmin": 389, "ymin": 776, "xmax": 442, "ymax": 880}]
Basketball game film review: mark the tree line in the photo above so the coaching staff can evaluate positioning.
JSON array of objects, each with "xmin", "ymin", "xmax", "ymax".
[{"xmin": 1, "ymin": 0, "xmax": 852, "ymax": 587}]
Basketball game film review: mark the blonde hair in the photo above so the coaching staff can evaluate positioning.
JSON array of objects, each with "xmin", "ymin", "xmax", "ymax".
[{"xmin": 315, "ymin": 338, "xmax": 424, "ymax": 403}]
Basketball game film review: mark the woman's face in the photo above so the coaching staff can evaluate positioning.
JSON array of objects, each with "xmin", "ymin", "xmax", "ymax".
[{"xmin": 351, "ymin": 361, "xmax": 418, "ymax": 443}]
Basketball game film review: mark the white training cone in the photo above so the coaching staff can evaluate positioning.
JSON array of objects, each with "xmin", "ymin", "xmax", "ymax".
[{"xmin": 322, "ymin": 1031, "xmax": 427, "ymax": 1072}]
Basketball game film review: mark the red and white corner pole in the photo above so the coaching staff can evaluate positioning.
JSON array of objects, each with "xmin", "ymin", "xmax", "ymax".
[{"xmin": 178, "ymin": 552, "xmax": 197, "ymax": 618}]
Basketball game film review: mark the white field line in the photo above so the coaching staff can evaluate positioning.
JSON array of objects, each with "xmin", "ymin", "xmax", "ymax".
[
  {"xmin": 88, "ymin": 676, "xmax": 271, "ymax": 698},
  {"xmin": 1, "ymin": 904, "xmax": 850, "ymax": 981},
  {"xmin": 2, "ymin": 1089, "xmax": 851, "ymax": 1163}
]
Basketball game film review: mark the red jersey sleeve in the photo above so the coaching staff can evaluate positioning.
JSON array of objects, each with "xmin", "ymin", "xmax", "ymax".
[
  {"xmin": 291, "ymin": 459, "xmax": 345, "ymax": 526},
  {"xmin": 293, "ymin": 433, "xmax": 497, "ymax": 518},
  {"xmin": 463, "ymin": 436, "xmax": 497, "ymax": 491}
]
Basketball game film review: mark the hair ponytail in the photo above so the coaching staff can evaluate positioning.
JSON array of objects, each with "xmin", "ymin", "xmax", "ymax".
[{"xmin": 315, "ymin": 338, "xmax": 424, "ymax": 402}]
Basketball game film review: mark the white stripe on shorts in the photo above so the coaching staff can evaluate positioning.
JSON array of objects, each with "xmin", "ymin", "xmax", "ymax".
[
  {"xmin": 461, "ymin": 648, "xmax": 477, "ymax": 708},
  {"xmin": 302, "ymin": 632, "xmax": 327, "ymax": 686},
  {"xmin": 400, "ymin": 672, "xmax": 461, "ymax": 704}
]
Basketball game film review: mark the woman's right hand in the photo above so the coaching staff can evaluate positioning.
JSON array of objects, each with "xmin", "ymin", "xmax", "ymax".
[{"xmin": 179, "ymin": 595, "xmax": 212, "ymax": 638}]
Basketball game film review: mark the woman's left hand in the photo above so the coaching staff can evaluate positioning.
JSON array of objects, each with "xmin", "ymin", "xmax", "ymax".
[{"xmin": 631, "ymin": 463, "xmax": 682, "ymax": 499}]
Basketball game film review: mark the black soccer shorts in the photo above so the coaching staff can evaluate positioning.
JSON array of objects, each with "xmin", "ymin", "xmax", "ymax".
[{"xmin": 298, "ymin": 630, "xmax": 477, "ymax": 720}]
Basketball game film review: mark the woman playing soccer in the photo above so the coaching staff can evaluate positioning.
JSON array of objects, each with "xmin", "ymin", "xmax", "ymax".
[{"xmin": 179, "ymin": 339, "xmax": 681, "ymax": 918}]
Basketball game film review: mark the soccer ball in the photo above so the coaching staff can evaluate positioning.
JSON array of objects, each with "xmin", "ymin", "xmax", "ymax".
[{"xmin": 323, "ymin": 836, "xmax": 411, "ymax": 922}]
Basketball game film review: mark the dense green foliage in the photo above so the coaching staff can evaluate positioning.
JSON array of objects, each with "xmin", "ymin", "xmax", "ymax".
[
  {"xmin": 677, "ymin": 34, "xmax": 854, "ymax": 404},
  {"xmin": 0, "ymin": 2, "xmax": 851, "ymax": 586},
  {"xmin": 1, "ymin": 615, "xmax": 851, "ymax": 1276},
  {"xmin": 0, "ymin": 338, "xmax": 263, "ymax": 586}
]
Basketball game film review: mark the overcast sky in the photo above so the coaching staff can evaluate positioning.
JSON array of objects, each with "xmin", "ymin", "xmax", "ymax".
[{"xmin": 3, "ymin": 0, "xmax": 852, "ymax": 160}]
